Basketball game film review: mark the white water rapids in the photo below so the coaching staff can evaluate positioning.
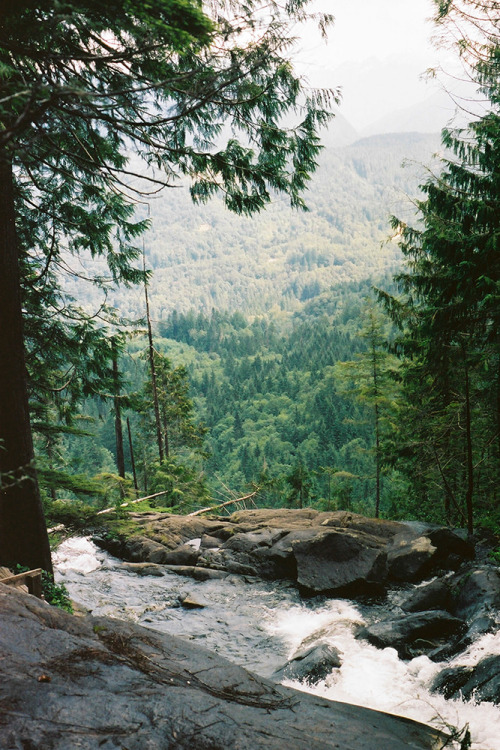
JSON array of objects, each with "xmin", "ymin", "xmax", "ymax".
[{"xmin": 54, "ymin": 537, "xmax": 500, "ymax": 749}]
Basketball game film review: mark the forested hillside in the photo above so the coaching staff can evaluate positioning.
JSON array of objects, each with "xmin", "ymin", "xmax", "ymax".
[
  {"xmin": 45, "ymin": 130, "xmax": 446, "ymax": 527},
  {"xmin": 46, "ymin": 279, "xmax": 403, "ymax": 526},
  {"xmin": 65, "ymin": 131, "xmax": 441, "ymax": 320}
]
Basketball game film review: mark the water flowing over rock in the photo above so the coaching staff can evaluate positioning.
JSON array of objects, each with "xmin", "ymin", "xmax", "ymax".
[
  {"xmin": 0, "ymin": 584, "xmax": 449, "ymax": 750},
  {"xmin": 272, "ymin": 642, "xmax": 342, "ymax": 684},
  {"xmin": 356, "ymin": 610, "xmax": 466, "ymax": 659},
  {"xmin": 401, "ymin": 565, "xmax": 500, "ymax": 652},
  {"xmin": 431, "ymin": 655, "xmax": 500, "ymax": 704},
  {"xmin": 93, "ymin": 509, "xmax": 474, "ymax": 596}
]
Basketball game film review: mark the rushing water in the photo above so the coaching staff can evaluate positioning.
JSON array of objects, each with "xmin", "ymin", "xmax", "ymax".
[{"xmin": 54, "ymin": 537, "xmax": 500, "ymax": 750}]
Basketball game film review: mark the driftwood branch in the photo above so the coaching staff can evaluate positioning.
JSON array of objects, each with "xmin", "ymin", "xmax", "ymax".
[
  {"xmin": 96, "ymin": 490, "xmax": 173, "ymax": 516},
  {"xmin": 188, "ymin": 491, "xmax": 258, "ymax": 517}
]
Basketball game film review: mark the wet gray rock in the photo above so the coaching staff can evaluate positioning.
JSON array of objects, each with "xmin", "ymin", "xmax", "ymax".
[
  {"xmin": 163, "ymin": 543, "xmax": 200, "ymax": 566},
  {"xmin": 179, "ymin": 592, "xmax": 207, "ymax": 609},
  {"xmin": 164, "ymin": 564, "xmax": 230, "ymax": 581},
  {"xmin": 93, "ymin": 510, "xmax": 477, "ymax": 597},
  {"xmin": 120, "ymin": 562, "xmax": 166, "ymax": 576},
  {"xmin": 0, "ymin": 584, "xmax": 447, "ymax": 750},
  {"xmin": 356, "ymin": 610, "xmax": 465, "ymax": 659},
  {"xmin": 401, "ymin": 579, "xmax": 454, "ymax": 613},
  {"xmin": 293, "ymin": 528, "xmax": 387, "ymax": 595},
  {"xmin": 450, "ymin": 566, "xmax": 500, "ymax": 620},
  {"xmin": 426, "ymin": 528, "xmax": 475, "ymax": 569},
  {"xmin": 273, "ymin": 643, "xmax": 342, "ymax": 684},
  {"xmin": 431, "ymin": 654, "xmax": 500, "ymax": 704},
  {"xmin": 387, "ymin": 535, "xmax": 437, "ymax": 582},
  {"xmin": 447, "ymin": 565, "xmax": 500, "ymax": 646}
]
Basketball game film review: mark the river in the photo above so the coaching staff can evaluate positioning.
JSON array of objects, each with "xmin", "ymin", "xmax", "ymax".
[{"xmin": 54, "ymin": 536, "xmax": 500, "ymax": 750}]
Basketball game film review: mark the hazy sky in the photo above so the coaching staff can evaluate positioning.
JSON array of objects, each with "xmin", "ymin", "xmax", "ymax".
[{"xmin": 294, "ymin": 0, "xmax": 448, "ymax": 131}]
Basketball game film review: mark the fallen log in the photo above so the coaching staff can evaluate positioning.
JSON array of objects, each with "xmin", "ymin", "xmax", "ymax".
[{"xmin": 188, "ymin": 491, "xmax": 258, "ymax": 517}]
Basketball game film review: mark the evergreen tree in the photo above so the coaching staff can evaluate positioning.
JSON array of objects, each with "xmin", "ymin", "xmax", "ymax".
[
  {"xmin": 334, "ymin": 301, "xmax": 400, "ymax": 517},
  {"xmin": 0, "ymin": 0, "xmax": 335, "ymax": 570},
  {"xmin": 379, "ymin": 0, "xmax": 500, "ymax": 533}
]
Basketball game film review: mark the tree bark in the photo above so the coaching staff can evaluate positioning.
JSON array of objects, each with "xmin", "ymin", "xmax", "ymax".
[
  {"xmin": 371, "ymin": 337, "xmax": 381, "ymax": 518},
  {"xmin": 112, "ymin": 339, "xmax": 125, "ymax": 479},
  {"xmin": 463, "ymin": 351, "xmax": 474, "ymax": 536},
  {"xmin": 0, "ymin": 150, "xmax": 53, "ymax": 573},
  {"xmin": 127, "ymin": 417, "xmax": 138, "ymax": 493},
  {"xmin": 143, "ymin": 250, "xmax": 163, "ymax": 463}
]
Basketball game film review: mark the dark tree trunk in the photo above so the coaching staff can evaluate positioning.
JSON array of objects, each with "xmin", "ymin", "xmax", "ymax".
[
  {"xmin": 0, "ymin": 151, "xmax": 52, "ymax": 573},
  {"xmin": 371, "ymin": 338, "xmax": 381, "ymax": 518},
  {"xmin": 126, "ymin": 417, "xmax": 138, "ymax": 493},
  {"xmin": 463, "ymin": 352, "xmax": 474, "ymax": 536},
  {"xmin": 112, "ymin": 340, "xmax": 125, "ymax": 479},
  {"xmin": 143, "ymin": 251, "xmax": 163, "ymax": 463},
  {"xmin": 161, "ymin": 409, "xmax": 170, "ymax": 460}
]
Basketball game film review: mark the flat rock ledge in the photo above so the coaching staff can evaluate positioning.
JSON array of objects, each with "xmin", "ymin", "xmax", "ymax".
[
  {"xmin": 94, "ymin": 508, "xmax": 474, "ymax": 596},
  {"xmin": 0, "ymin": 584, "xmax": 449, "ymax": 750}
]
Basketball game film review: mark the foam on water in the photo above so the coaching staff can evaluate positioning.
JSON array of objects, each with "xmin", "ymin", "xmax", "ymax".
[
  {"xmin": 266, "ymin": 599, "xmax": 500, "ymax": 750},
  {"xmin": 53, "ymin": 536, "xmax": 102, "ymax": 574}
]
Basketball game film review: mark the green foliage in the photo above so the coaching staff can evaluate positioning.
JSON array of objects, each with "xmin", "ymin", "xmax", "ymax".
[
  {"xmin": 151, "ymin": 284, "xmax": 393, "ymax": 512},
  {"xmin": 44, "ymin": 500, "xmax": 101, "ymax": 529},
  {"xmin": 378, "ymin": 1, "xmax": 500, "ymax": 533},
  {"xmin": 13, "ymin": 564, "xmax": 73, "ymax": 612},
  {"xmin": 40, "ymin": 571, "xmax": 73, "ymax": 614},
  {"xmin": 1, "ymin": 0, "xmax": 337, "ymax": 563},
  {"xmin": 147, "ymin": 458, "xmax": 210, "ymax": 510},
  {"xmin": 140, "ymin": 350, "xmax": 207, "ymax": 461}
]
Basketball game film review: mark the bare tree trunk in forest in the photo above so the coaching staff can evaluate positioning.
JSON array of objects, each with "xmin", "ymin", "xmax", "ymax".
[
  {"xmin": 143, "ymin": 248, "xmax": 163, "ymax": 463},
  {"xmin": 371, "ymin": 338, "xmax": 381, "ymax": 518},
  {"xmin": 162, "ymin": 409, "xmax": 170, "ymax": 460},
  {"xmin": 127, "ymin": 417, "xmax": 138, "ymax": 493},
  {"xmin": 374, "ymin": 401, "xmax": 381, "ymax": 519},
  {"xmin": 112, "ymin": 339, "xmax": 125, "ymax": 479},
  {"xmin": 0, "ymin": 151, "xmax": 53, "ymax": 574},
  {"xmin": 142, "ymin": 448, "xmax": 148, "ymax": 494},
  {"xmin": 463, "ymin": 349, "xmax": 474, "ymax": 536},
  {"xmin": 496, "ymin": 360, "xmax": 500, "ymax": 506}
]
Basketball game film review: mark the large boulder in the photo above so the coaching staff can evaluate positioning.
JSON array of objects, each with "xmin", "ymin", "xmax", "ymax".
[
  {"xmin": 0, "ymin": 584, "xmax": 447, "ymax": 750},
  {"xmin": 449, "ymin": 566, "xmax": 500, "ymax": 620},
  {"xmin": 387, "ymin": 524, "xmax": 474, "ymax": 583},
  {"xmin": 447, "ymin": 565, "xmax": 500, "ymax": 646},
  {"xmin": 401, "ymin": 579, "xmax": 454, "ymax": 613},
  {"xmin": 386, "ymin": 535, "xmax": 438, "ymax": 582},
  {"xmin": 94, "ymin": 510, "xmax": 478, "ymax": 597},
  {"xmin": 356, "ymin": 610, "xmax": 465, "ymax": 660},
  {"xmin": 293, "ymin": 528, "xmax": 388, "ymax": 595}
]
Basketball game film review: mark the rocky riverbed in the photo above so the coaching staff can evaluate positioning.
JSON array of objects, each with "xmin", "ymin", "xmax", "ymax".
[
  {"xmin": 1, "ymin": 509, "xmax": 499, "ymax": 748},
  {"xmin": 0, "ymin": 582, "xmax": 449, "ymax": 750}
]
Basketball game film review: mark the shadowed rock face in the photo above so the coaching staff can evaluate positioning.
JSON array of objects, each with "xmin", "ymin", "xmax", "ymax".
[
  {"xmin": 94, "ymin": 509, "xmax": 474, "ymax": 596},
  {"xmin": 0, "ymin": 584, "xmax": 448, "ymax": 750},
  {"xmin": 431, "ymin": 655, "xmax": 500, "ymax": 704},
  {"xmin": 356, "ymin": 610, "xmax": 466, "ymax": 660}
]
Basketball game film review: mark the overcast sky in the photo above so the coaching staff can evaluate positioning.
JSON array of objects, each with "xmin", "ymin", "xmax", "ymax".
[{"xmin": 294, "ymin": 0, "xmax": 450, "ymax": 131}]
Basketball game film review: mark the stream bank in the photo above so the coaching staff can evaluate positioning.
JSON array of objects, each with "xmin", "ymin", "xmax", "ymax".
[{"xmin": 53, "ymin": 534, "xmax": 500, "ymax": 749}]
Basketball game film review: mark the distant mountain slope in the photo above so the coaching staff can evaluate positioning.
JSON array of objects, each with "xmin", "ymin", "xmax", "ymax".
[
  {"xmin": 68, "ymin": 131, "xmax": 441, "ymax": 321},
  {"xmin": 362, "ymin": 89, "xmax": 467, "ymax": 136}
]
